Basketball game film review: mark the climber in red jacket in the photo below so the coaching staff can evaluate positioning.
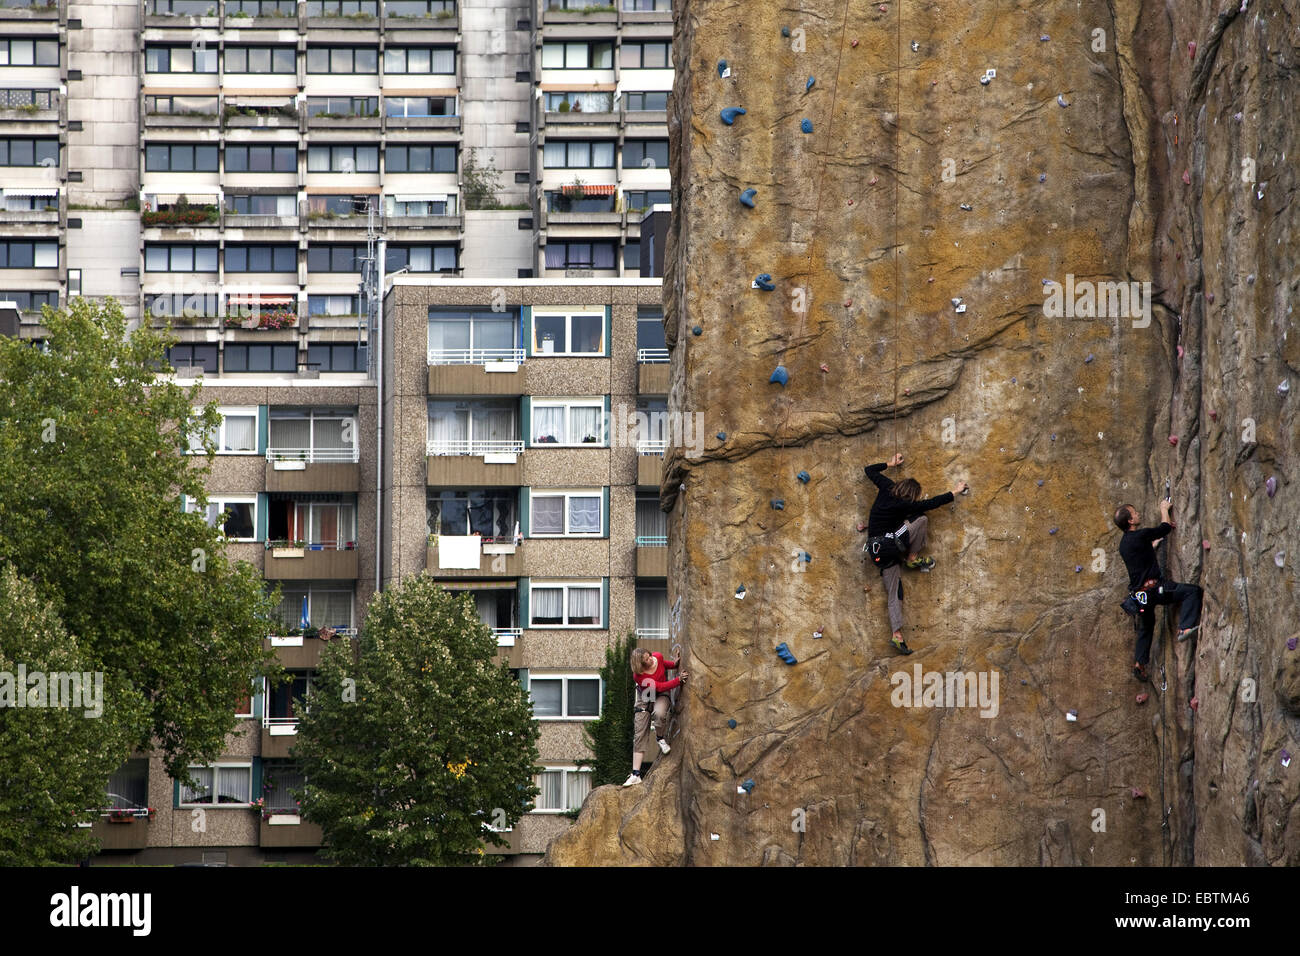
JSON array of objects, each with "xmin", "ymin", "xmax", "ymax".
[{"xmin": 623, "ymin": 647, "xmax": 688, "ymax": 787}]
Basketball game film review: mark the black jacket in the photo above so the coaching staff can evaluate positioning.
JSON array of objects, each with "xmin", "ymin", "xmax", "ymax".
[
  {"xmin": 864, "ymin": 463, "xmax": 954, "ymax": 537},
  {"xmin": 1119, "ymin": 522, "xmax": 1173, "ymax": 590}
]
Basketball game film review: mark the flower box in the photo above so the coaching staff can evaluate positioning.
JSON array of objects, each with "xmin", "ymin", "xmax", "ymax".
[{"xmin": 271, "ymin": 547, "xmax": 305, "ymax": 559}]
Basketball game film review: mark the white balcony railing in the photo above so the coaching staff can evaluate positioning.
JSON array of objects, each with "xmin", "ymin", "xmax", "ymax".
[
  {"xmin": 637, "ymin": 348, "xmax": 669, "ymax": 364},
  {"xmin": 635, "ymin": 534, "xmax": 667, "ymax": 547},
  {"xmin": 427, "ymin": 348, "xmax": 525, "ymax": 366},
  {"xmin": 634, "ymin": 627, "xmax": 669, "ymax": 640},
  {"xmin": 262, "ymin": 716, "xmax": 299, "ymax": 735},
  {"xmin": 427, "ymin": 439, "xmax": 525, "ymax": 457},
  {"xmin": 266, "ymin": 446, "xmax": 359, "ymax": 463},
  {"xmin": 636, "ymin": 439, "xmax": 667, "ymax": 455},
  {"xmin": 493, "ymin": 627, "xmax": 522, "ymax": 647}
]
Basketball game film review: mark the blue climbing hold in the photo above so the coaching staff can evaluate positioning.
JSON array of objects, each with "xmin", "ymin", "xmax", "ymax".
[
  {"xmin": 775, "ymin": 643, "xmax": 798, "ymax": 665},
  {"xmin": 796, "ymin": 470, "xmax": 810, "ymax": 484},
  {"xmin": 727, "ymin": 718, "xmax": 737, "ymax": 729},
  {"xmin": 1036, "ymin": 479, "xmax": 1044, "ymax": 487},
  {"xmin": 720, "ymin": 106, "xmax": 747, "ymax": 126},
  {"xmin": 806, "ymin": 76, "xmax": 815, "ymax": 91},
  {"xmin": 1049, "ymin": 527, "xmax": 1059, "ymax": 535},
  {"xmin": 753, "ymin": 273, "xmax": 775, "ymax": 291},
  {"xmin": 740, "ymin": 188, "xmax": 757, "ymax": 208},
  {"xmin": 741, "ymin": 779, "xmax": 756, "ymax": 792},
  {"xmin": 769, "ymin": 364, "xmax": 789, "ymax": 386},
  {"xmin": 781, "ymin": 25, "xmax": 790, "ymax": 37},
  {"xmin": 801, "ymin": 551, "xmax": 812, "ymax": 563},
  {"xmin": 716, "ymin": 431, "xmax": 726, "ymax": 441},
  {"xmin": 1050, "ymin": 434, "xmax": 1057, "ymax": 441},
  {"xmin": 800, "ymin": 118, "xmax": 813, "ymax": 134},
  {"xmin": 770, "ymin": 499, "xmax": 785, "ymax": 510},
  {"xmin": 735, "ymin": 584, "xmax": 747, "ymax": 598},
  {"xmin": 692, "ymin": 326, "xmax": 703, "ymax": 336},
  {"xmin": 1075, "ymin": 565, "xmax": 1083, "ymax": 573},
  {"xmin": 1085, "ymin": 353, "xmax": 1095, "ymax": 364},
  {"xmin": 1039, "ymin": 173, "xmax": 1047, "ymax": 183},
  {"xmin": 717, "ymin": 59, "xmax": 728, "ymax": 77}
]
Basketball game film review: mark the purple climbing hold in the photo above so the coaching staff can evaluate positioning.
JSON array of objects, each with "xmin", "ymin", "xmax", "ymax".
[
  {"xmin": 1075, "ymin": 565, "xmax": 1082, "ymax": 572},
  {"xmin": 1279, "ymin": 380, "xmax": 1291, "ymax": 396},
  {"xmin": 1049, "ymin": 527, "xmax": 1059, "ymax": 535},
  {"xmin": 1036, "ymin": 479, "xmax": 1044, "ymax": 487},
  {"xmin": 770, "ymin": 365, "xmax": 789, "ymax": 386},
  {"xmin": 1040, "ymin": 34, "xmax": 1050, "ymax": 41},
  {"xmin": 1283, "ymin": 749, "xmax": 1292, "ymax": 768},
  {"xmin": 1288, "ymin": 637, "xmax": 1297, "ymax": 651},
  {"xmin": 1039, "ymin": 173, "xmax": 1047, "ymax": 182},
  {"xmin": 1050, "ymin": 434, "xmax": 1057, "ymax": 441},
  {"xmin": 1266, "ymin": 476, "xmax": 1277, "ymax": 497},
  {"xmin": 1085, "ymin": 353, "xmax": 1094, "ymax": 364},
  {"xmin": 1011, "ymin": 377, "xmax": 1017, "ymax": 384}
]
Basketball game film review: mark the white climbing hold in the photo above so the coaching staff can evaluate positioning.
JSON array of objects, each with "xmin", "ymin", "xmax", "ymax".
[
  {"xmin": 1066, "ymin": 710, "xmax": 1078, "ymax": 722},
  {"xmin": 1276, "ymin": 551, "xmax": 1287, "ymax": 568},
  {"xmin": 710, "ymin": 833, "xmax": 720, "ymax": 841},
  {"xmin": 1057, "ymin": 94, "xmax": 1070, "ymax": 108},
  {"xmin": 1279, "ymin": 379, "xmax": 1290, "ymax": 395},
  {"xmin": 911, "ymin": 40, "xmax": 919, "ymax": 51}
]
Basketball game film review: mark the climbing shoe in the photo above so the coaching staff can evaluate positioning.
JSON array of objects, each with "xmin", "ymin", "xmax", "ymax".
[
  {"xmin": 1177, "ymin": 625, "xmax": 1200, "ymax": 643},
  {"xmin": 1133, "ymin": 662, "xmax": 1149, "ymax": 682},
  {"xmin": 622, "ymin": 773, "xmax": 643, "ymax": 787},
  {"xmin": 891, "ymin": 636, "xmax": 914, "ymax": 656},
  {"xmin": 657, "ymin": 738, "xmax": 671, "ymax": 755},
  {"xmin": 905, "ymin": 556, "xmax": 936, "ymax": 571}
]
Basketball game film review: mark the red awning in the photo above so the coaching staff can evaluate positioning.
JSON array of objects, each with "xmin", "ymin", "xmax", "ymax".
[{"xmin": 561, "ymin": 183, "xmax": 616, "ymax": 196}]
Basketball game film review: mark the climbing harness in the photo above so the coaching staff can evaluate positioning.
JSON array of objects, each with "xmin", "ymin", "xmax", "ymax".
[{"xmin": 863, "ymin": 522, "xmax": 908, "ymax": 568}]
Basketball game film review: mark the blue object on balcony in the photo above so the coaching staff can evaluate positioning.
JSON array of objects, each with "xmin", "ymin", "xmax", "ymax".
[
  {"xmin": 796, "ymin": 470, "xmax": 810, "ymax": 483},
  {"xmin": 771, "ymin": 499, "xmax": 784, "ymax": 510},
  {"xmin": 769, "ymin": 364, "xmax": 788, "ymax": 386},
  {"xmin": 309, "ymin": 544, "xmax": 324, "ymax": 550},
  {"xmin": 739, "ymin": 188, "xmax": 757, "ymax": 208},
  {"xmin": 753, "ymin": 273, "xmax": 774, "ymax": 291},
  {"xmin": 801, "ymin": 118, "xmax": 813, "ymax": 133},
  {"xmin": 720, "ymin": 106, "xmax": 747, "ymax": 126},
  {"xmin": 299, "ymin": 596, "xmax": 310, "ymax": 632}
]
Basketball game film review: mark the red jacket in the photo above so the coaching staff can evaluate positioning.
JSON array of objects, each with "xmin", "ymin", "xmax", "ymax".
[{"xmin": 635, "ymin": 652, "xmax": 680, "ymax": 694}]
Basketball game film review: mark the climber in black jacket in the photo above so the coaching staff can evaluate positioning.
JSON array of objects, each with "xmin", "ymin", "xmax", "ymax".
[{"xmin": 865, "ymin": 453, "xmax": 968, "ymax": 654}]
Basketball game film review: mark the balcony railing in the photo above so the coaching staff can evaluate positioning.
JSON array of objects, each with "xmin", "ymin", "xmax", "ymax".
[
  {"xmin": 266, "ymin": 446, "xmax": 360, "ymax": 463},
  {"xmin": 427, "ymin": 347, "xmax": 525, "ymax": 366},
  {"xmin": 263, "ymin": 716, "xmax": 298, "ymax": 734},
  {"xmin": 634, "ymin": 626, "xmax": 668, "ymax": 640},
  {"xmin": 637, "ymin": 348, "xmax": 668, "ymax": 364},
  {"xmin": 635, "ymin": 534, "xmax": 667, "ymax": 546},
  {"xmin": 427, "ymin": 439, "xmax": 525, "ymax": 457},
  {"xmin": 493, "ymin": 627, "xmax": 521, "ymax": 647},
  {"xmin": 637, "ymin": 439, "xmax": 667, "ymax": 455}
]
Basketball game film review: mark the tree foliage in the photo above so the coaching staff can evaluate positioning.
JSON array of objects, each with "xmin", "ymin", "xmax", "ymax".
[
  {"xmin": 581, "ymin": 631, "xmax": 636, "ymax": 788},
  {"xmin": 294, "ymin": 573, "xmax": 540, "ymax": 865},
  {"xmin": 462, "ymin": 147, "xmax": 504, "ymax": 211},
  {"xmin": 0, "ymin": 298, "xmax": 279, "ymax": 782}
]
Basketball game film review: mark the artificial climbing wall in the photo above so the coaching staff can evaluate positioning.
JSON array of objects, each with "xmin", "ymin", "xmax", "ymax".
[{"xmin": 547, "ymin": 0, "xmax": 1298, "ymax": 866}]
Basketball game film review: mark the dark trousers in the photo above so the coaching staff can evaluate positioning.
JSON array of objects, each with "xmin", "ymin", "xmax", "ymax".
[{"xmin": 1133, "ymin": 580, "xmax": 1203, "ymax": 666}]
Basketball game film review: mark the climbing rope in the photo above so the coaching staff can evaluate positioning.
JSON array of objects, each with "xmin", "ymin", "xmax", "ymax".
[{"xmin": 890, "ymin": 0, "xmax": 903, "ymax": 457}]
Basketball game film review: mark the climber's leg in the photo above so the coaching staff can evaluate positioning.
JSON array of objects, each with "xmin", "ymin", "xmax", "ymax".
[
  {"xmin": 904, "ymin": 515, "xmax": 929, "ymax": 559},
  {"xmin": 652, "ymin": 695, "xmax": 671, "ymax": 754},
  {"xmin": 1157, "ymin": 580, "xmax": 1203, "ymax": 638},
  {"xmin": 881, "ymin": 564, "xmax": 904, "ymax": 634},
  {"xmin": 625, "ymin": 704, "xmax": 653, "ymax": 785},
  {"xmin": 1133, "ymin": 607, "xmax": 1155, "ymax": 679}
]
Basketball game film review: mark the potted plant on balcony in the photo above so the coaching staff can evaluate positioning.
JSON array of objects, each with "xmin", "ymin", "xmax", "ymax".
[{"xmin": 267, "ymin": 539, "xmax": 306, "ymax": 558}]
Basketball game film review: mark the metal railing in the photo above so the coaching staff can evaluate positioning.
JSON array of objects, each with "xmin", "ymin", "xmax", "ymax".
[
  {"xmin": 636, "ymin": 439, "xmax": 667, "ymax": 455},
  {"xmin": 493, "ymin": 627, "xmax": 522, "ymax": 647},
  {"xmin": 634, "ymin": 626, "xmax": 669, "ymax": 640},
  {"xmin": 266, "ymin": 446, "xmax": 360, "ymax": 463},
  {"xmin": 427, "ymin": 347, "xmax": 524, "ymax": 366},
  {"xmin": 262, "ymin": 716, "xmax": 298, "ymax": 731},
  {"xmin": 426, "ymin": 439, "xmax": 524, "ymax": 457},
  {"xmin": 635, "ymin": 534, "xmax": 667, "ymax": 547},
  {"xmin": 637, "ymin": 348, "xmax": 669, "ymax": 364}
]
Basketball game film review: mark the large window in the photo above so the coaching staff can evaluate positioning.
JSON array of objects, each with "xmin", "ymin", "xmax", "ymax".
[
  {"xmin": 383, "ymin": 46, "xmax": 455, "ymax": 74},
  {"xmin": 307, "ymin": 145, "xmax": 378, "ymax": 173},
  {"xmin": 105, "ymin": 758, "xmax": 149, "ymax": 812},
  {"xmin": 225, "ymin": 193, "xmax": 296, "ymax": 216},
  {"xmin": 179, "ymin": 764, "xmax": 253, "ymax": 806},
  {"xmin": 624, "ymin": 189, "xmax": 670, "ymax": 213},
  {"xmin": 544, "ymin": 91, "xmax": 612, "ymax": 113},
  {"xmin": 306, "ymin": 0, "xmax": 378, "ymax": 14},
  {"xmin": 531, "ymin": 399, "xmax": 604, "ymax": 445},
  {"xmin": 267, "ymin": 408, "xmax": 357, "ymax": 462},
  {"xmin": 188, "ymin": 405, "xmax": 257, "ymax": 454},
  {"xmin": 166, "ymin": 343, "xmax": 218, "ymax": 373},
  {"xmin": 427, "ymin": 489, "xmax": 516, "ymax": 539},
  {"xmin": 224, "ymin": 46, "xmax": 296, "ymax": 73},
  {"xmin": 224, "ymin": 343, "xmax": 297, "ymax": 373},
  {"xmin": 306, "ymin": 244, "xmax": 366, "ymax": 272},
  {"xmin": 0, "ymin": 290, "xmax": 56, "ymax": 312},
  {"xmin": 530, "ymin": 490, "xmax": 603, "ymax": 536},
  {"xmin": 144, "ymin": 143, "xmax": 218, "ymax": 172},
  {"xmin": 144, "ymin": 45, "xmax": 218, "ymax": 73},
  {"xmin": 306, "ymin": 96, "xmax": 378, "ymax": 118},
  {"xmin": 225, "ymin": 244, "xmax": 296, "ymax": 273},
  {"xmin": 385, "ymin": 244, "xmax": 457, "ymax": 273},
  {"xmin": 623, "ymin": 140, "xmax": 669, "ymax": 169},
  {"xmin": 150, "ymin": 291, "xmax": 220, "ymax": 320},
  {"xmin": 225, "ymin": 144, "xmax": 297, "ymax": 173},
  {"xmin": 267, "ymin": 496, "xmax": 357, "ymax": 549},
  {"xmin": 384, "ymin": 96, "xmax": 456, "ymax": 119},
  {"xmin": 635, "ymin": 494, "xmax": 667, "ymax": 544},
  {"xmin": 386, "ymin": 195, "xmax": 455, "ymax": 217},
  {"xmin": 307, "ymin": 343, "xmax": 367, "ymax": 372},
  {"xmin": 144, "ymin": 244, "xmax": 218, "ymax": 272},
  {"xmin": 261, "ymin": 763, "xmax": 306, "ymax": 816},
  {"xmin": 145, "ymin": 93, "xmax": 218, "ymax": 116},
  {"xmin": 622, "ymin": 90, "xmax": 667, "ymax": 111},
  {"xmin": 527, "ymin": 671, "xmax": 601, "ymax": 713},
  {"xmin": 532, "ymin": 767, "xmax": 593, "ymax": 812},
  {"xmin": 540, "ymin": 41, "xmax": 613, "ymax": 70},
  {"xmin": 309, "ymin": 194, "xmax": 375, "ymax": 218},
  {"xmin": 276, "ymin": 584, "xmax": 353, "ymax": 631},
  {"xmin": 0, "ymin": 241, "xmax": 58, "ymax": 268},
  {"xmin": 188, "ymin": 494, "xmax": 257, "ymax": 540},
  {"xmin": 531, "ymin": 311, "xmax": 603, "ymax": 355},
  {"xmin": 637, "ymin": 308, "xmax": 666, "ymax": 354},
  {"xmin": 635, "ymin": 585, "xmax": 668, "ymax": 637},
  {"xmin": 542, "ymin": 140, "xmax": 615, "ymax": 169},
  {"xmin": 0, "ymin": 138, "xmax": 59, "ymax": 167},
  {"xmin": 305, "ymin": 46, "xmax": 378, "ymax": 73},
  {"xmin": 386, "ymin": 145, "xmax": 456, "ymax": 174},
  {"xmin": 427, "ymin": 308, "xmax": 517, "ymax": 363},
  {"xmin": 427, "ymin": 399, "xmax": 518, "ymax": 454},
  {"xmin": 620, "ymin": 41, "xmax": 672, "ymax": 68},
  {"xmin": 543, "ymin": 241, "xmax": 616, "ymax": 271},
  {"xmin": 265, "ymin": 670, "xmax": 314, "ymax": 725}
]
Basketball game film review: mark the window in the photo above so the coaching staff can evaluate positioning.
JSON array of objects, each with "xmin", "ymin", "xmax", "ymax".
[
  {"xmin": 542, "ymin": 241, "xmax": 616, "ymax": 271},
  {"xmin": 150, "ymin": 292, "xmax": 220, "ymax": 321},
  {"xmin": 188, "ymin": 405, "xmax": 258, "ymax": 454},
  {"xmin": 635, "ymin": 585, "xmax": 668, "ymax": 636},
  {"xmin": 306, "ymin": 96, "xmax": 378, "ymax": 118},
  {"xmin": 540, "ymin": 41, "xmax": 613, "ymax": 70},
  {"xmin": 637, "ymin": 308, "xmax": 666, "ymax": 351},
  {"xmin": 635, "ymin": 495, "xmax": 667, "ymax": 543},
  {"xmin": 306, "ymin": 0, "xmax": 378, "ymax": 14},
  {"xmin": 143, "ymin": 143, "xmax": 218, "ymax": 172},
  {"xmin": 623, "ymin": 0, "xmax": 671, "ymax": 9},
  {"xmin": 308, "ymin": 294, "xmax": 363, "ymax": 317},
  {"xmin": 426, "ymin": 399, "xmax": 519, "ymax": 454},
  {"xmin": 306, "ymin": 46, "xmax": 378, "ymax": 73},
  {"xmin": 543, "ymin": 91, "xmax": 612, "ymax": 113},
  {"xmin": 179, "ymin": 764, "xmax": 253, "ymax": 806},
  {"xmin": 386, "ymin": 195, "xmax": 455, "ymax": 217},
  {"xmin": 531, "ymin": 311, "xmax": 603, "ymax": 354},
  {"xmin": 0, "ymin": 241, "xmax": 59, "ymax": 269},
  {"xmin": 385, "ymin": 244, "xmax": 457, "ymax": 273},
  {"xmin": 266, "ymin": 496, "xmax": 357, "ymax": 548},
  {"xmin": 308, "ymin": 195, "xmax": 376, "ymax": 220},
  {"xmin": 542, "ymin": 140, "xmax": 615, "ymax": 169},
  {"xmin": 384, "ymin": 96, "xmax": 456, "ymax": 119},
  {"xmin": 623, "ymin": 140, "xmax": 669, "ymax": 169},
  {"xmin": 227, "ymin": 0, "xmax": 297, "ymax": 14},
  {"xmin": 527, "ymin": 672, "xmax": 602, "ymax": 713},
  {"xmin": 307, "ymin": 145, "xmax": 378, "ymax": 173},
  {"xmin": 265, "ymin": 670, "xmax": 315, "ymax": 725},
  {"xmin": 145, "ymin": 93, "xmax": 218, "ymax": 116},
  {"xmin": 426, "ymin": 308, "xmax": 517, "ymax": 363},
  {"xmin": 532, "ymin": 767, "xmax": 593, "ymax": 812},
  {"xmin": 386, "ymin": 0, "xmax": 455, "ymax": 14},
  {"xmin": 261, "ymin": 762, "xmax": 306, "ymax": 815},
  {"xmin": 306, "ymin": 244, "xmax": 366, "ymax": 273},
  {"xmin": 146, "ymin": 0, "xmax": 214, "ymax": 13},
  {"xmin": 166, "ymin": 343, "xmax": 218, "ymax": 373},
  {"xmin": 105, "ymin": 758, "xmax": 149, "ymax": 812},
  {"xmin": 622, "ymin": 91, "xmax": 668, "ymax": 111},
  {"xmin": 545, "ymin": 189, "xmax": 614, "ymax": 213},
  {"xmin": 144, "ymin": 244, "xmax": 218, "ymax": 272},
  {"xmin": 0, "ymin": 38, "xmax": 59, "ymax": 67},
  {"xmin": 530, "ymin": 490, "xmax": 603, "ymax": 536},
  {"xmin": 267, "ymin": 408, "xmax": 358, "ymax": 462},
  {"xmin": 624, "ymin": 241, "xmax": 641, "ymax": 270},
  {"xmin": 306, "ymin": 342, "xmax": 367, "ymax": 372},
  {"xmin": 188, "ymin": 494, "xmax": 257, "ymax": 540},
  {"xmin": 0, "ymin": 290, "xmax": 57, "ymax": 312},
  {"xmin": 444, "ymin": 588, "xmax": 517, "ymax": 636},
  {"xmin": 225, "ymin": 144, "xmax": 297, "ymax": 174},
  {"xmin": 386, "ymin": 145, "xmax": 456, "ymax": 174},
  {"xmin": 144, "ymin": 45, "xmax": 218, "ymax": 73},
  {"xmin": 383, "ymin": 46, "xmax": 455, "ymax": 74},
  {"xmin": 225, "ymin": 193, "xmax": 296, "ymax": 216},
  {"xmin": 620, "ymin": 41, "xmax": 672, "ymax": 69},
  {"xmin": 224, "ymin": 343, "xmax": 297, "ymax": 373},
  {"xmin": 531, "ymin": 399, "xmax": 604, "ymax": 445},
  {"xmin": 0, "ymin": 138, "xmax": 59, "ymax": 167},
  {"xmin": 275, "ymin": 584, "xmax": 353, "ymax": 631},
  {"xmin": 225, "ymin": 244, "xmax": 296, "ymax": 272},
  {"xmin": 224, "ymin": 46, "xmax": 296, "ymax": 73},
  {"xmin": 623, "ymin": 189, "xmax": 670, "ymax": 212},
  {"xmin": 427, "ymin": 490, "xmax": 516, "ymax": 539}
]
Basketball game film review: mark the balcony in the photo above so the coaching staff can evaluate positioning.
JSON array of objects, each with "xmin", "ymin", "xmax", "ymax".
[
  {"xmin": 259, "ymin": 814, "xmax": 323, "ymax": 848},
  {"xmin": 144, "ymin": 111, "xmax": 219, "ymax": 129},
  {"xmin": 426, "ymin": 441, "xmax": 524, "ymax": 485},
  {"xmin": 264, "ymin": 630, "xmax": 357, "ymax": 669},
  {"xmin": 90, "ymin": 815, "xmax": 152, "ymax": 851},
  {"xmin": 223, "ymin": 109, "xmax": 298, "ymax": 130},
  {"xmin": 144, "ymin": 0, "xmax": 218, "ymax": 26},
  {"xmin": 635, "ymin": 535, "xmax": 667, "ymax": 577},
  {"xmin": 620, "ymin": 0, "xmax": 672, "ymax": 21},
  {"xmin": 307, "ymin": 113, "xmax": 381, "ymax": 131},
  {"xmin": 383, "ymin": 1, "xmax": 457, "ymax": 30},
  {"xmin": 263, "ymin": 545, "xmax": 359, "ymax": 580},
  {"xmin": 260, "ymin": 717, "xmax": 299, "ymax": 759},
  {"xmin": 427, "ymin": 350, "xmax": 526, "ymax": 395},
  {"xmin": 636, "ymin": 442, "xmax": 664, "ymax": 486},
  {"xmin": 426, "ymin": 537, "xmax": 521, "ymax": 577},
  {"xmin": 632, "ymin": 626, "xmax": 671, "ymax": 656},
  {"xmin": 637, "ymin": 349, "xmax": 669, "ymax": 393},
  {"xmin": 224, "ymin": 213, "xmax": 299, "ymax": 230},
  {"xmin": 0, "ymin": 0, "xmax": 59, "ymax": 19},
  {"xmin": 541, "ymin": 4, "xmax": 617, "ymax": 25},
  {"xmin": 265, "ymin": 454, "xmax": 361, "ymax": 493}
]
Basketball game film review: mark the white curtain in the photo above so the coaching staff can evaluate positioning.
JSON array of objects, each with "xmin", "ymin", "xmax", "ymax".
[
  {"xmin": 542, "ymin": 142, "xmax": 566, "ymax": 168},
  {"xmin": 569, "ymin": 406, "xmax": 601, "ymax": 443},
  {"xmin": 566, "ymin": 771, "xmax": 591, "ymax": 810},
  {"xmin": 531, "ymin": 587, "xmax": 563, "ymax": 623},
  {"xmin": 636, "ymin": 588, "xmax": 668, "ymax": 631},
  {"xmin": 429, "ymin": 319, "xmax": 470, "ymax": 355},
  {"xmin": 313, "ymin": 418, "xmax": 349, "ymax": 453},
  {"xmin": 224, "ymin": 415, "xmax": 256, "ymax": 452},
  {"xmin": 568, "ymin": 496, "xmax": 601, "ymax": 533},
  {"xmin": 475, "ymin": 318, "xmax": 514, "ymax": 352},
  {"xmin": 473, "ymin": 592, "xmax": 497, "ymax": 628},
  {"xmin": 313, "ymin": 589, "xmax": 353, "ymax": 629},
  {"xmin": 180, "ymin": 767, "xmax": 213, "ymax": 803},
  {"xmin": 590, "ymin": 142, "xmax": 615, "ymax": 167},
  {"xmin": 568, "ymin": 586, "xmax": 600, "ymax": 624},
  {"xmin": 573, "ymin": 92, "xmax": 611, "ymax": 112},
  {"xmin": 269, "ymin": 417, "xmax": 310, "ymax": 451},
  {"xmin": 216, "ymin": 766, "xmax": 251, "ymax": 804},
  {"xmin": 428, "ymin": 407, "xmax": 468, "ymax": 448},
  {"xmin": 475, "ymin": 406, "xmax": 515, "ymax": 444},
  {"xmin": 536, "ymin": 771, "xmax": 561, "ymax": 809},
  {"xmin": 429, "ymin": 48, "xmax": 454, "ymax": 74},
  {"xmin": 532, "ymin": 496, "xmax": 564, "ymax": 534},
  {"xmin": 592, "ymin": 243, "xmax": 616, "ymax": 269},
  {"xmin": 533, "ymin": 405, "xmax": 564, "ymax": 442},
  {"xmin": 636, "ymin": 497, "xmax": 666, "ymax": 539}
]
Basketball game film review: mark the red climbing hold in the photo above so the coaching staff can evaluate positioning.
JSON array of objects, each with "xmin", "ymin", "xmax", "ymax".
[
  {"xmin": 851, "ymin": 38, "xmax": 859, "ymax": 48},
  {"xmin": 1206, "ymin": 291, "xmax": 1215, "ymax": 304},
  {"xmin": 1176, "ymin": 344, "xmax": 1184, "ymax": 360},
  {"xmin": 869, "ymin": 176, "xmax": 879, "ymax": 186},
  {"xmin": 1188, "ymin": 40, "xmax": 1196, "ymax": 59},
  {"xmin": 1209, "ymin": 409, "xmax": 1217, "ymax": 421},
  {"xmin": 857, "ymin": 522, "xmax": 867, "ymax": 532},
  {"xmin": 820, "ymin": 363, "xmax": 829, "ymax": 372},
  {"xmin": 1168, "ymin": 435, "xmax": 1178, "ymax": 446},
  {"xmin": 844, "ymin": 299, "xmax": 853, "ymax": 308},
  {"xmin": 1131, "ymin": 787, "xmax": 1147, "ymax": 799},
  {"xmin": 1202, "ymin": 540, "xmax": 1211, "ymax": 550},
  {"xmin": 1136, "ymin": 693, "xmax": 1149, "ymax": 705},
  {"xmin": 1182, "ymin": 170, "xmax": 1192, "ymax": 185},
  {"xmin": 847, "ymin": 199, "xmax": 855, "ymax": 206},
  {"xmin": 1190, "ymin": 696, "xmax": 1199, "ymax": 711}
]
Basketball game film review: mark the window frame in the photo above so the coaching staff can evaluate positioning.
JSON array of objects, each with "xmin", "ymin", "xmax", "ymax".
[
  {"xmin": 223, "ymin": 343, "xmax": 298, "ymax": 374},
  {"xmin": 526, "ymin": 582, "xmax": 604, "ymax": 630},
  {"xmin": 225, "ymin": 144, "xmax": 298, "ymax": 174},
  {"xmin": 528, "ymin": 489, "xmax": 605, "ymax": 537},
  {"xmin": 188, "ymin": 492, "xmax": 259, "ymax": 541},
  {"xmin": 177, "ymin": 762, "xmax": 255, "ymax": 808},
  {"xmin": 530, "ymin": 398, "xmax": 605, "ymax": 447},
  {"xmin": 224, "ymin": 45, "xmax": 297, "ymax": 74},
  {"xmin": 539, "ymin": 41, "xmax": 613, "ymax": 70},
  {"xmin": 530, "ymin": 765, "xmax": 594, "ymax": 813},
  {"xmin": 527, "ymin": 674, "xmax": 603, "ymax": 720},
  {"xmin": 189, "ymin": 404, "xmax": 259, "ymax": 455},
  {"xmin": 531, "ymin": 310, "xmax": 605, "ymax": 355},
  {"xmin": 305, "ymin": 46, "xmax": 379, "ymax": 74},
  {"xmin": 619, "ymin": 40, "xmax": 672, "ymax": 69}
]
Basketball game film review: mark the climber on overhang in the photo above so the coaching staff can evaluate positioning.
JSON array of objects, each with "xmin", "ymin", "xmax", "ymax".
[
  {"xmin": 863, "ymin": 452, "xmax": 968, "ymax": 655},
  {"xmin": 1114, "ymin": 498, "xmax": 1203, "ymax": 682}
]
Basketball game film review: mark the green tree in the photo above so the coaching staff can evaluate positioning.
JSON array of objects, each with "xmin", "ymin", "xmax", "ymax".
[
  {"xmin": 581, "ymin": 631, "xmax": 636, "ymax": 788},
  {"xmin": 0, "ymin": 564, "xmax": 144, "ymax": 865},
  {"xmin": 294, "ymin": 574, "xmax": 540, "ymax": 865},
  {"xmin": 0, "ymin": 298, "xmax": 279, "ymax": 781},
  {"xmin": 462, "ymin": 147, "xmax": 503, "ymax": 211}
]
